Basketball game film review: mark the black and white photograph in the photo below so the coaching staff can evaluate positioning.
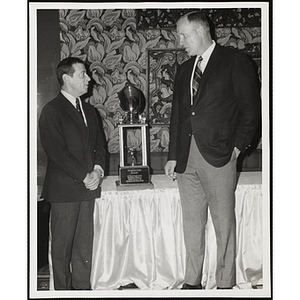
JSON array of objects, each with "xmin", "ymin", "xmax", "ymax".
[{"xmin": 26, "ymin": 1, "xmax": 273, "ymax": 298}]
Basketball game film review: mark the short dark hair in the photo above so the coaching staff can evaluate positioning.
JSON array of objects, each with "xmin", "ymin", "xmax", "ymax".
[
  {"xmin": 56, "ymin": 57, "xmax": 85, "ymax": 86},
  {"xmin": 178, "ymin": 11, "xmax": 210, "ymax": 32}
]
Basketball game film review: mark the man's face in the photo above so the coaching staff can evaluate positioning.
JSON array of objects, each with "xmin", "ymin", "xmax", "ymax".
[
  {"xmin": 67, "ymin": 63, "xmax": 91, "ymax": 97},
  {"xmin": 177, "ymin": 19, "xmax": 202, "ymax": 56}
]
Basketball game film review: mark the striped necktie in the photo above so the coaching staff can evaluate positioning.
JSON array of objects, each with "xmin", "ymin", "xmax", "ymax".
[
  {"xmin": 76, "ymin": 98, "xmax": 85, "ymax": 123},
  {"xmin": 192, "ymin": 56, "xmax": 203, "ymax": 101}
]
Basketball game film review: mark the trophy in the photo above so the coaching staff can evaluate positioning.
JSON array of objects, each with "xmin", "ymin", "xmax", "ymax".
[{"xmin": 116, "ymin": 84, "xmax": 153, "ymax": 190}]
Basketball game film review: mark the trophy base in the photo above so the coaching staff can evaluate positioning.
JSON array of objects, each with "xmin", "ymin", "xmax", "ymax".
[
  {"xmin": 115, "ymin": 180, "xmax": 154, "ymax": 191},
  {"xmin": 116, "ymin": 165, "xmax": 154, "ymax": 190}
]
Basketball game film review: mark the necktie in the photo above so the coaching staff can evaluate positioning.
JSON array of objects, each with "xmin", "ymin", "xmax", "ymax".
[
  {"xmin": 192, "ymin": 56, "xmax": 203, "ymax": 101},
  {"xmin": 76, "ymin": 98, "xmax": 85, "ymax": 122}
]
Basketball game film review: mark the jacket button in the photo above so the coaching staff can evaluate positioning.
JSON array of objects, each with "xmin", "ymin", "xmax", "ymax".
[{"xmin": 191, "ymin": 112, "xmax": 195, "ymax": 116}]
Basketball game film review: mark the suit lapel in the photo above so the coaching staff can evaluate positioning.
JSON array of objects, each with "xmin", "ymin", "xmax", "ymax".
[
  {"xmin": 58, "ymin": 94, "xmax": 89, "ymax": 154},
  {"xmin": 59, "ymin": 94, "xmax": 87, "ymax": 130},
  {"xmin": 81, "ymin": 101, "xmax": 91, "ymax": 151},
  {"xmin": 181, "ymin": 57, "xmax": 196, "ymax": 106}
]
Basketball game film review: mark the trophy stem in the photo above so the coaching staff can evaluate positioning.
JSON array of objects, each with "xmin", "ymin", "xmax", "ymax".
[{"xmin": 129, "ymin": 112, "xmax": 134, "ymax": 124}]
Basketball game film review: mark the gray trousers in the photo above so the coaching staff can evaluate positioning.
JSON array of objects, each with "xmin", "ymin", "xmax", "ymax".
[
  {"xmin": 50, "ymin": 200, "xmax": 95, "ymax": 290},
  {"xmin": 177, "ymin": 136, "xmax": 237, "ymax": 288}
]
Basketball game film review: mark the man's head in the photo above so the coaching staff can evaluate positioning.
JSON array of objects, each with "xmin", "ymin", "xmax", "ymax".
[
  {"xmin": 56, "ymin": 57, "xmax": 91, "ymax": 98},
  {"xmin": 177, "ymin": 11, "xmax": 212, "ymax": 56}
]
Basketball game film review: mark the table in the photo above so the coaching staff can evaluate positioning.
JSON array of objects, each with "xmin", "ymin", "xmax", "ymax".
[{"xmin": 91, "ymin": 172, "xmax": 263, "ymax": 290}]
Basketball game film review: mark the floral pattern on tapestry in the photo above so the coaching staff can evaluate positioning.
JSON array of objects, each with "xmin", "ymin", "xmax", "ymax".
[
  {"xmin": 137, "ymin": 8, "xmax": 261, "ymax": 30},
  {"xmin": 148, "ymin": 49, "xmax": 190, "ymax": 126},
  {"xmin": 59, "ymin": 8, "xmax": 261, "ymax": 153}
]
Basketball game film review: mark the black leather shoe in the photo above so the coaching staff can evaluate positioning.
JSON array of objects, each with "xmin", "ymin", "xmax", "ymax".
[
  {"xmin": 181, "ymin": 283, "xmax": 202, "ymax": 289},
  {"xmin": 217, "ymin": 287, "xmax": 233, "ymax": 289},
  {"xmin": 118, "ymin": 283, "xmax": 138, "ymax": 290}
]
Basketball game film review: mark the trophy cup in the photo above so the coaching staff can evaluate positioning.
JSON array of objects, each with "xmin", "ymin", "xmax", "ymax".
[{"xmin": 116, "ymin": 84, "xmax": 154, "ymax": 190}]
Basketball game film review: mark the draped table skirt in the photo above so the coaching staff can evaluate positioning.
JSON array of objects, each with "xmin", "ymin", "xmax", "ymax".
[{"xmin": 90, "ymin": 172, "xmax": 263, "ymax": 290}]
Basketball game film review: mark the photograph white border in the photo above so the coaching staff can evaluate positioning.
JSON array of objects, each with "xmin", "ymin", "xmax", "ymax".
[{"xmin": 29, "ymin": 2, "xmax": 271, "ymax": 299}]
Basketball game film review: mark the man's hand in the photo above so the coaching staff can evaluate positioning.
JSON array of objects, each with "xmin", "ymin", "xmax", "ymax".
[
  {"xmin": 164, "ymin": 160, "xmax": 177, "ymax": 180},
  {"xmin": 83, "ymin": 169, "xmax": 101, "ymax": 190}
]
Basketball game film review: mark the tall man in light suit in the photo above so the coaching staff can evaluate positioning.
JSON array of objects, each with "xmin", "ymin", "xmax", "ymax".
[
  {"xmin": 39, "ymin": 57, "xmax": 107, "ymax": 290},
  {"xmin": 165, "ymin": 11, "xmax": 260, "ymax": 289}
]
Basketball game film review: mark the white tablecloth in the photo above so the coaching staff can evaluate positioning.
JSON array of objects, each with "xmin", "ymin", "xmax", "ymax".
[{"xmin": 91, "ymin": 172, "xmax": 263, "ymax": 290}]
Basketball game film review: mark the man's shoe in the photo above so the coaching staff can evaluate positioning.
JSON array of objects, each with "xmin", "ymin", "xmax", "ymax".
[
  {"xmin": 181, "ymin": 283, "xmax": 202, "ymax": 289},
  {"xmin": 217, "ymin": 287, "xmax": 233, "ymax": 289},
  {"xmin": 118, "ymin": 283, "xmax": 138, "ymax": 290}
]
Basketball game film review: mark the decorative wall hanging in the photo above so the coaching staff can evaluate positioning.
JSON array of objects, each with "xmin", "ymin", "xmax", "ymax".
[
  {"xmin": 148, "ymin": 49, "xmax": 189, "ymax": 125},
  {"xmin": 137, "ymin": 8, "xmax": 261, "ymax": 30}
]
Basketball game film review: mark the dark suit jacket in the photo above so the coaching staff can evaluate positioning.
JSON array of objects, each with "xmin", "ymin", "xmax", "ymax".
[
  {"xmin": 39, "ymin": 93, "xmax": 107, "ymax": 203},
  {"xmin": 168, "ymin": 44, "xmax": 260, "ymax": 172}
]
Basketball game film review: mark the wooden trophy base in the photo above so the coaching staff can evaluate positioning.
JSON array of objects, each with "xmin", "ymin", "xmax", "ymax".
[
  {"xmin": 116, "ymin": 166, "xmax": 154, "ymax": 191},
  {"xmin": 115, "ymin": 180, "xmax": 154, "ymax": 191}
]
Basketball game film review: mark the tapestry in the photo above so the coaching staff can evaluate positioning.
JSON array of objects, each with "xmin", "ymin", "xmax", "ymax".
[
  {"xmin": 148, "ymin": 49, "xmax": 189, "ymax": 125},
  {"xmin": 137, "ymin": 8, "xmax": 261, "ymax": 30},
  {"xmin": 58, "ymin": 8, "xmax": 262, "ymax": 153}
]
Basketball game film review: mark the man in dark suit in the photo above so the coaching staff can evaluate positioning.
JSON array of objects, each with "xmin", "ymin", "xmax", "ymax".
[
  {"xmin": 164, "ymin": 11, "xmax": 260, "ymax": 289},
  {"xmin": 39, "ymin": 57, "xmax": 107, "ymax": 290}
]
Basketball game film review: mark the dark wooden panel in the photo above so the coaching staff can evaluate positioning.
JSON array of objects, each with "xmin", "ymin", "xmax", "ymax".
[
  {"xmin": 37, "ymin": 9, "xmax": 61, "ymax": 193},
  {"xmin": 36, "ymin": 9, "xmax": 61, "ymax": 270}
]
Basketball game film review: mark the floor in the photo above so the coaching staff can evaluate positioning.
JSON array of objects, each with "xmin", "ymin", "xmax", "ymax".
[{"xmin": 37, "ymin": 265, "xmax": 263, "ymax": 291}]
